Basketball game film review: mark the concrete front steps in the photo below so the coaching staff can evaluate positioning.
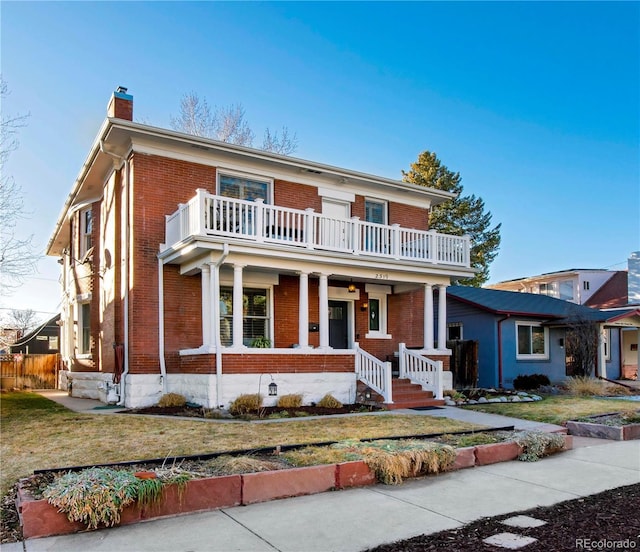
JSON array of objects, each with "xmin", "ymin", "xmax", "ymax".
[{"xmin": 358, "ymin": 379, "xmax": 445, "ymax": 410}]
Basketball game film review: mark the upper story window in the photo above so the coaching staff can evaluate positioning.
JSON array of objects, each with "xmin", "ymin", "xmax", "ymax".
[
  {"xmin": 219, "ymin": 173, "xmax": 270, "ymax": 203},
  {"xmin": 516, "ymin": 322, "xmax": 548, "ymax": 359},
  {"xmin": 80, "ymin": 208, "xmax": 93, "ymax": 257},
  {"xmin": 365, "ymin": 199, "xmax": 387, "ymax": 225},
  {"xmin": 538, "ymin": 282, "xmax": 556, "ymax": 297},
  {"xmin": 559, "ymin": 280, "xmax": 574, "ymax": 301}
]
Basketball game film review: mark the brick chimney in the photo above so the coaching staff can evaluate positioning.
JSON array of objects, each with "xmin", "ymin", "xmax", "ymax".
[{"xmin": 107, "ymin": 86, "xmax": 133, "ymax": 121}]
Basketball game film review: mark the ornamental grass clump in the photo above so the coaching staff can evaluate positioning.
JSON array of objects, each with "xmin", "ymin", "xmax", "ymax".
[
  {"xmin": 228, "ymin": 393, "xmax": 263, "ymax": 416},
  {"xmin": 317, "ymin": 394, "xmax": 343, "ymax": 409},
  {"xmin": 276, "ymin": 394, "xmax": 303, "ymax": 408},
  {"xmin": 513, "ymin": 431, "xmax": 566, "ymax": 462},
  {"xmin": 157, "ymin": 393, "xmax": 187, "ymax": 408},
  {"xmin": 332, "ymin": 439, "xmax": 456, "ymax": 485},
  {"xmin": 44, "ymin": 468, "xmax": 140, "ymax": 529}
]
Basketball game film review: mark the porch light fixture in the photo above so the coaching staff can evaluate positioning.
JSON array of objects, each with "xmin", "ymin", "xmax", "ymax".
[
  {"xmin": 364, "ymin": 389, "xmax": 372, "ymax": 400},
  {"xmin": 361, "ymin": 302, "xmax": 368, "ymax": 312},
  {"xmin": 348, "ymin": 281, "xmax": 357, "ymax": 293},
  {"xmin": 268, "ymin": 381, "xmax": 278, "ymax": 396}
]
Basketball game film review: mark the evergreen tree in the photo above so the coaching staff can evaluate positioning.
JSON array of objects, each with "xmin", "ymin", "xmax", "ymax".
[{"xmin": 402, "ymin": 151, "xmax": 501, "ymax": 287}]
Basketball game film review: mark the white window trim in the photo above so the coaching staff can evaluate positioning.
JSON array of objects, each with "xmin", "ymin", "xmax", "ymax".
[
  {"xmin": 603, "ymin": 328, "xmax": 611, "ymax": 361},
  {"xmin": 365, "ymin": 284, "xmax": 391, "ymax": 339},
  {"xmin": 77, "ymin": 301, "xmax": 92, "ymax": 356},
  {"xmin": 217, "ymin": 169, "xmax": 274, "ymax": 204},
  {"xmin": 80, "ymin": 207, "xmax": 93, "ymax": 258},
  {"xmin": 220, "ymin": 283, "xmax": 274, "ymax": 350},
  {"xmin": 516, "ymin": 322, "xmax": 549, "ymax": 360}
]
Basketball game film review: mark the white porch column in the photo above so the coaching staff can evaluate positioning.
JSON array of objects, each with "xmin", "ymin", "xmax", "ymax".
[
  {"xmin": 319, "ymin": 273, "xmax": 330, "ymax": 349},
  {"xmin": 232, "ymin": 264, "xmax": 245, "ymax": 349},
  {"xmin": 298, "ymin": 272, "xmax": 309, "ymax": 348},
  {"xmin": 424, "ymin": 284, "xmax": 434, "ymax": 350},
  {"xmin": 210, "ymin": 263, "xmax": 221, "ymax": 348},
  {"xmin": 598, "ymin": 323, "xmax": 607, "ymax": 379},
  {"xmin": 201, "ymin": 264, "xmax": 211, "ymax": 348},
  {"xmin": 437, "ymin": 284, "xmax": 448, "ymax": 350}
]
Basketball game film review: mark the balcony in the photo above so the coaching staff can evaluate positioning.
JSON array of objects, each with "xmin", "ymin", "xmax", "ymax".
[{"xmin": 164, "ymin": 189, "xmax": 471, "ymax": 267}]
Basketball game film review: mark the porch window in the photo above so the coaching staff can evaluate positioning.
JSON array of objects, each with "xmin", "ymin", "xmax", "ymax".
[
  {"xmin": 219, "ymin": 173, "xmax": 269, "ymax": 203},
  {"xmin": 220, "ymin": 287, "xmax": 270, "ymax": 347},
  {"xmin": 516, "ymin": 322, "xmax": 548, "ymax": 359}
]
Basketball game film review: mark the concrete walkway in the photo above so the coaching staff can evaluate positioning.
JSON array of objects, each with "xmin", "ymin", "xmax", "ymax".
[{"xmin": 3, "ymin": 391, "xmax": 637, "ymax": 552}]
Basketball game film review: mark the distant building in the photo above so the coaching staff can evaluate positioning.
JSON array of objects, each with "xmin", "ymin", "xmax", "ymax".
[{"xmin": 9, "ymin": 315, "xmax": 61, "ymax": 355}]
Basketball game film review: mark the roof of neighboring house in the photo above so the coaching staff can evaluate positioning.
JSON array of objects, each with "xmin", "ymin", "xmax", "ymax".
[
  {"xmin": 490, "ymin": 268, "xmax": 612, "ymax": 286},
  {"xmin": 447, "ymin": 286, "xmax": 608, "ymax": 322},
  {"xmin": 584, "ymin": 271, "xmax": 629, "ymax": 309},
  {"xmin": 11, "ymin": 314, "xmax": 60, "ymax": 346}
]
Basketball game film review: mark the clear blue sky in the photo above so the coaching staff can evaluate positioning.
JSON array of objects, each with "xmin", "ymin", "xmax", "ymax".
[{"xmin": 2, "ymin": 1, "xmax": 639, "ymax": 320}]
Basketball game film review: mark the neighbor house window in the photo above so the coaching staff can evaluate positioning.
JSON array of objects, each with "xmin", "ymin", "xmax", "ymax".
[
  {"xmin": 79, "ymin": 303, "xmax": 91, "ymax": 354},
  {"xmin": 516, "ymin": 322, "xmax": 548, "ymax": 359},
  {"xmin": 219, "ymin": 173, "xmax": 270, "ymax": 202},
  {"xmin": 447, "ymin": 323, "xmax": 463, "ymax": 341},
  {"xmin": 220, "ymin": 287, "xmax": 270, "ymax": 347},
  {"xmin": 80, "ymin": 208, "xmax": 93, "ymax": 257},
  {"xmin": 48, "ymin": 336, "xmax": 59, "ymax": 351},
  {"xmin": 559, "ymin": 280, "xmax": 574, "ymax": 301}
]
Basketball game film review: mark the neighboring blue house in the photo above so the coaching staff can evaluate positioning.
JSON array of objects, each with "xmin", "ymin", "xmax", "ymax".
[{"xmin": 443, "ymin": 287, "xmax": 640, "ymax": 389}]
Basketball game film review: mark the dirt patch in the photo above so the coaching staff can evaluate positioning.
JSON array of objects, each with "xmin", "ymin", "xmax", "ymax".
[{"xmin": 368, "ymin": 483, "xmax": 640, "ymax": 551}]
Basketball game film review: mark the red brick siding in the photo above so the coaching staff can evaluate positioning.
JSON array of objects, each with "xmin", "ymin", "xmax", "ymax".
[
  {"xmin": 176, "ymin": 353, "xmax": 354, "ymax": 374},
  {"xmin": 274, "ymin": 180, "xmax": 321, "ymax": 211},
  {"xmin": 128, "ymin": 153, "xmax": 217, "ymax": 374},
  {"xmin": 274, "ymin": 275, "xmax": 299, "ymax": 348},
  {"xmin": 389, "ymin": 202, "xmax": 429, "ymax": 230}
]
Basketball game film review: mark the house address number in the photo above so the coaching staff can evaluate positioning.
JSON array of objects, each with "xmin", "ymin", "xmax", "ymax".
[{"xmin": 375, "ymin": 273, "xmax": 389, "ymax": 280}]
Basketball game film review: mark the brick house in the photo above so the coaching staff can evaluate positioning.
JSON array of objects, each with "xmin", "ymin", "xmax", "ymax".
[{"xmin": 46, "ymin": 88, "xmax": 475, "ymax": 409}]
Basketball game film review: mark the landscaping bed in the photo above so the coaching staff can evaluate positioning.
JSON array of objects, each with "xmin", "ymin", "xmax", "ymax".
[
  {"xmin": 13, "ymin": 429, "xmax": 572, "ymax": 540},
  {"xmin": 566, "ymin": 410, "xmax": 640, "ymax": 440},
  {"xmin": 368, "ymin": 483, "xmax": 640, "ymax": 551},
  {"xmin": 125, "ymin": 403, "xmax": 382, "ymax": 419}
]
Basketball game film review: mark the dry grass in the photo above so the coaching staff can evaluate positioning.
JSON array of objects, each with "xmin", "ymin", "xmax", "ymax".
[
  {"xmin": 466, "ymin": 395, "xmax": 638, "ymax": 425},
  {"xmin": 203, "ymin": 455, "xmax": 287, "ymax": 475},
  {"xmin": 0, "ymin": 392, "xmax": 483, "ymax": 496},
  {"xmin": 565, "ymin": 376, "xmax": 608, "ymax": 396},
  {"xmin": 276, "ymin": 394, "xmax": 303, "ymax": 408}
]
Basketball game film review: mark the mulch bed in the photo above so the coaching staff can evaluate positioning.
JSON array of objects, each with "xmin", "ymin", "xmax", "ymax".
[
  {"xmin": 125, "ymin": 404, "xmax": 382, "ymax": 418},
  {"xmin": 368, "ymin": 483, "xmax": 640, "ymax": 551}
]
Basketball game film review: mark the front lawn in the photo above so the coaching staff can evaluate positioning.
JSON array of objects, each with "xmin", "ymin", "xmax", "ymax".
[
  {"xmin": 0, "ymin": 392, "xmax": 484, "ymax": 497},
  {"xmin": 465, "ymin": 395, "xmax": 638, "ymax": 425}
]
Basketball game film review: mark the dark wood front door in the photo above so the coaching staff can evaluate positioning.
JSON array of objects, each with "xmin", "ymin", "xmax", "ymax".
[{"xmin": 329, "ymin": 300, "xmax": 349, "ymax": 349}]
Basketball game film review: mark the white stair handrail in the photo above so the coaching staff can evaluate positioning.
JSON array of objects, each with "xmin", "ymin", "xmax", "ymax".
[
  {"xmin": 398, "ymin": 342, "xmax": 443, "ymax": 400},
  {"xmin": 355, "ymin": 344, "xmax": 393, "ymax": 404}
]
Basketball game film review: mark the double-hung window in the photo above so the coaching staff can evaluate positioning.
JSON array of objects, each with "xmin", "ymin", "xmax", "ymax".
[
  {"xmin": 80, "ymin": 208, "xmax": 93, "ymax": 258},
  {"xmin": 79, "ymin": 302, "xmax": 91, "ymax": 354},
  {"xmin": 219, "ymin": 174, "xmax": 269, "ymax": 202},
  {"xmin": 219, "ymin": 287, "xmax": 270, "ymax": 347},
  {"xmin": 364, "ymin": 199, "xmax": 387, "ymax": 253},
  {"xmin": 516, "ymin": 322, "xmax": 548, "ymax": 359}
]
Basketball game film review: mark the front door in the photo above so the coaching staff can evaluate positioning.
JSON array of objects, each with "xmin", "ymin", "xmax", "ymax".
[{"xmin": 329, "ymin": 300, "xmax": 349, "ymax": 349}]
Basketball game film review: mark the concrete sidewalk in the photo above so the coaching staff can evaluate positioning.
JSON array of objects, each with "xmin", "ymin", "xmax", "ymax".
[{"xmin": 5, "ymin": 439, "xmax": 638, "ymax": 552}]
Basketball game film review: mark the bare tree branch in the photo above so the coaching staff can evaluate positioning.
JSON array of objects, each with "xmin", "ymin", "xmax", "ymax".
[
  {"xmin": 0, "ymin": 78, "xmax": 39, "ymax": 295},
  {"xmin": 262, "ymin": 126, "xmax": 298, "ymax": 155}
]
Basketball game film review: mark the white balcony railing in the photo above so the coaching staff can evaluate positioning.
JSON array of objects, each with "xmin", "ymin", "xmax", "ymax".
[{"xmin": 164, "ymin": 189, "xmax": 471, "ymax": 267}]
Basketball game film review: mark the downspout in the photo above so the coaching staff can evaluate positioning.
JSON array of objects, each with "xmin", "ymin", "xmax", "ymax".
[
  {"xmin": 497, "ymin": 314, "xmax": 510, "ymax": 389},
  {"xmin": 213, "ymin": 244, "xmax": 230, "ymax": 408},
  {"xmin": 158, "ymin": 257, "xmax": 167, "ymax": 394},
  {"xmin": 99, "ymin": 141, "xmax": 130, "ymax": 408}
]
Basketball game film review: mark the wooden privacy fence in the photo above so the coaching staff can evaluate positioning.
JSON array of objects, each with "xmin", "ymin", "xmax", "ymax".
[
  {"xmin": 447, "ymin": 340, "xmax": 479, "ymax": 389},
  {"xmin": 0, "ymin": 354, "xmax": 60, "ymax": 390}
]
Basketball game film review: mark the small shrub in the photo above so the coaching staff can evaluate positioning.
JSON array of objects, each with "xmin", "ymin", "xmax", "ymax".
[
  {"xmin": 157, "ymin": 393, "xmax": 187, "ymax": 408},
  {"xmin": 513, "ymin": 431, "xmax": 565, "ymax": 462},
  {"xmin": 565, "ymin": 376, "xmax": 606, "ymax": 396},
  {"xmin": 317, "ymin": 394, "xmax": 343, "ymax": 409},
  {"xmin": 204, "ymin": 455, "xmax": 286, "ymax": 475},
  {"xmin": 605, "ymin": 384, "xmax": 632, "ymax": 396},
  {"xmin": 228, "ymin": 393, "xmax": 263, "ymax": 416},
  {"xmin": 513, "ymin": 374, "xmax": 551, "ymax": 390},
  {"xmin": 277, "ymin": 394, "xmax": 303, "ymax": 408}
]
